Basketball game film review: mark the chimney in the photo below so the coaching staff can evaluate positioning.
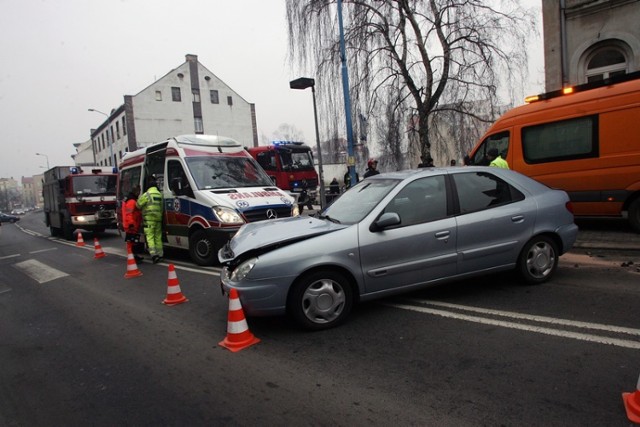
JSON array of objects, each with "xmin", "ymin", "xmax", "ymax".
[{"xmin": 186, "ymin": 54, "xmax": 198, "ymax": 63}]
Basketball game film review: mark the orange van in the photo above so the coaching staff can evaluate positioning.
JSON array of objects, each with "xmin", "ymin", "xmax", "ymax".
[{"xmin": 468, "ymin": 72, "xmax": 640, "ymax": 232}]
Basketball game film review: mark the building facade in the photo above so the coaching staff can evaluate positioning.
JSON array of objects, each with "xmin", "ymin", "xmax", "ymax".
[
  {"xmin": 21, "ymin": 177, "xmax": 36, "ymax": 209},
  {"xmin": 542, "ymin": 0, "xmax": 640, "ymax": 91},
  {"xmin": 72, "ymin": 139, "xmax": 95, "ymax": 166},
  {"xmin": 90, "ymin": 54, "xmax": 258, "ymax": 167}
]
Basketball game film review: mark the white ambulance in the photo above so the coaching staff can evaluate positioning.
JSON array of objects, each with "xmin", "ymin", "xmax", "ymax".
[{"xmin": 118, "ymin": 135, "xmax": 297, "ymax": 265}]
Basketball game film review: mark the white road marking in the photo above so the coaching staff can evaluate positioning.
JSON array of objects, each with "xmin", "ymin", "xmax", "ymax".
[
  {"xmin": 413, "ymin": 299, "xmax": 640, "ymax": 337},
  {"xmin": 386, "ymin": 301, "xmax": 640, "ymax": 350},
  {"xmin": 30, "ymin": 248, "xmax": 58, "ymax": 254},
  {"xmin": 13, "ymin": 259, "xmax": 69, "ymax": 284},
  {"xmin": 0, "ymin": 254, "xmax": 21, "ymax": 260}
]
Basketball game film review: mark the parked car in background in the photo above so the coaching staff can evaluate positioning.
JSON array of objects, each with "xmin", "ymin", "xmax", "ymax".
[
  {"xmin": 219, "ymin": 167, "xmax": 579, "ymax": 330},
  {"xmin": 0, "ymin": 213, "xmax": 21, "ymax": 223}
]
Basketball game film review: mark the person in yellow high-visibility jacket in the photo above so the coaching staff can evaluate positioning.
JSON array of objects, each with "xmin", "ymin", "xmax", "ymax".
[
  {"xmin": 137, "ymin": 176, "xmax": 164, "ymax": 263},
  {"xmin": 487, "ymin": 148, "xmax": 510, "ymax": 169}
]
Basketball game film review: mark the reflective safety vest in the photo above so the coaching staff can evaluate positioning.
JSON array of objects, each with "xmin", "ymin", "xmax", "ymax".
[
  {"xmin": 490, "ymin": 156, "xmax": 510, "ymax": 169},
  {"xmin": 137, "ymin": 186, "xmax": 163, "ymax": 222}
]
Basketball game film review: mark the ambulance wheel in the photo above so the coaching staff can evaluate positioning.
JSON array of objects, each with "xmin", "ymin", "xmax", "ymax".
[
  {"xmin": 189, "ymin": 229, "xmax": 216, "ymax": 266},
  {"xmin": 629, "ymin": 198, "xmax": 640, "ymax": 233}
]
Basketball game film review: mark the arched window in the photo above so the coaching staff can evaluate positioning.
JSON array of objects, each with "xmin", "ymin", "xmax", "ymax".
[{"xmin": 585, "ymin": 47, "xmax": 628, "ymax": 82}]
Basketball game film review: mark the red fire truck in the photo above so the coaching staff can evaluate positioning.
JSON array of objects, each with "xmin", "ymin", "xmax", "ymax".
[
  {"xmin": 246, "ymin": 141, "xmax": 319, "ymax": 204},
  {"xmin": 43, "ymin": 166, "xmax": 118, "ymax": 240}
]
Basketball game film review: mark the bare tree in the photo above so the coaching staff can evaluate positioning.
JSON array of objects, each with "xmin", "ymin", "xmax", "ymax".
[
  {"xmin": 271, "ymin": 123, "xmax": 306, "ymax": 142},
  {"xmin": 286, "ymin": 0, "xmax": 536, "ymax": 165}
]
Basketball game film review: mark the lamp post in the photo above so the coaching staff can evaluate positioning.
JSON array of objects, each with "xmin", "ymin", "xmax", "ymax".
[
  {"xmin": 289, "ymin": 77, "xmax": 326, "ymax": 209},
  {"xmin": 337, "ymin": 0, "xmax": 357, "ymax": 187},
  {"xmin": 88, "ymin": 108, "xmax": 114, "ymax": 167},
  {"xmin": 35, "ymin": 152, "xmax": 50, "ymax": 170}
]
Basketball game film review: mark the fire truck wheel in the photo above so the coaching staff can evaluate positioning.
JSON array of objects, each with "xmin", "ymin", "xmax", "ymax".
[
  {"xmin": 189, "ymin": 229, "xmax": 217, "ymax": 266},
  {"xmin": 62, "ymin": 220, "xmax": 74, "ymax": 241}
]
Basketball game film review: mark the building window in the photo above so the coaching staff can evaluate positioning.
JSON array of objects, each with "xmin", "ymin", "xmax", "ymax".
[
  {"xmin": 210, "ymin": 90, "xmax": 219, "ymax": 104},
  {"xmin": 585, "ymin": 46, "xmax": 627, "ymax": 83},
  {"xmin": 172, "ymin": 87, "xmax": 182, "ymax": 102},
  {"xmin": 227, "ymin": 96, "xmax": 233, "ymax": 106},
  {"xmin": 192, "ymin": 89, "xmax": 201, "ymax": 103},
  {"xmin": 122, "ymin": 117, "xmax": 127, "ymax": 135},
  {"xmin": 194, "ymin": 117, "xmax": 204, "ymax": 134},
  {"xmin": 155, "ymin": 90, "xmax": 162, "ymax": 101},
  {"xmin": 116, "ymin": 122, "xmax": 120, "ymax": 139}
]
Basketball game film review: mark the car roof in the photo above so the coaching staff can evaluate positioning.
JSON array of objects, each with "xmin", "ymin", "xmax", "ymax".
[{"xmin": 367, "ymin": 166, "xmax": 548, "ymax": 192}]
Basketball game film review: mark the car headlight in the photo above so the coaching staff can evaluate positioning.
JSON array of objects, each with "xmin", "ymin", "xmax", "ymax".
[
  {"xmin": 213, "ymin": 206, "xmax": 244, "ymax": 225},
  {"xmin": 230, "ymin": 257, "xmax": 257, "ymax": 281},
  {"xmin": 75, "ymin": 216, "xmax": 87, "ymax": 222}
]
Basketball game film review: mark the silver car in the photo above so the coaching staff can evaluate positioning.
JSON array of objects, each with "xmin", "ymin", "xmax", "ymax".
[{"xmin": 219, "ymin": 167, "xmax": 578, "ymax": 330}]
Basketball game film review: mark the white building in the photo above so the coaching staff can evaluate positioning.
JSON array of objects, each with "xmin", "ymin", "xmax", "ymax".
[
  {"xmin": 89, "ymin": 54, "xmax": 258, "ymax": 167},
  {"xmin": 542, "ymin": 0, "xmax": 640, "ymax": 91},
  {"xmin": 72, "ymin": 139, "xmax": 95, "ymax": 166}
]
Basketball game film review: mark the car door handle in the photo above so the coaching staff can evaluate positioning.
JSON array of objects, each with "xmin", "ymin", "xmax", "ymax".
[
  {"xmin": 435, "ymin": 231, "xmax": 450, "ymax": 240},
  {"xmin": 511, "ymin": 215, "xmax": 524, "ymax": 223}
]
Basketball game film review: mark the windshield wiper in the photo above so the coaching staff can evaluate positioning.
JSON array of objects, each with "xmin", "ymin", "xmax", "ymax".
[{"xmin": 318, "ymin": 213, "xmax": 341, "ymax": 224}]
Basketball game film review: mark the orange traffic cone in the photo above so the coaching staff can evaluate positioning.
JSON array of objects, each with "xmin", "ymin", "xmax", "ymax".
[
  {"xmin": 218, "ymin": 288, "xmax": 260, "ymax": 352},
  {"xmin": 124, "ymin": 242, "xmax": 143, "ymax": 279},
  {"xmin": 76, "ymin": 231, "xmax": 85, "ymax": 247},
  {"xmin": 93, "ymin": 238, "xmax": 106, "ymax": 259},
  {"xmin": 623, "ymin": 374, "xmax": 640, "ymax": 423},
  {"xmin": 162, "ymin": 264, "xmax": 188, "ymax": 306}
]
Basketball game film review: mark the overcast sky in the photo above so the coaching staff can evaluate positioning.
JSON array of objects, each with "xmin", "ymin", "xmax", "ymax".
[{"xmin": 0, "ymin": 0, "xmax": 543, "ymax": 181}]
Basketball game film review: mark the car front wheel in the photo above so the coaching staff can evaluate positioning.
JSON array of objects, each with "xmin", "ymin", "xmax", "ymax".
[
  {"xmin": 518, "ymin": 235, "xmax": 558, "ymax": 285},
  {"xmin": 288, "ymin": 270, "xmax": 354, "ymax": 331}
]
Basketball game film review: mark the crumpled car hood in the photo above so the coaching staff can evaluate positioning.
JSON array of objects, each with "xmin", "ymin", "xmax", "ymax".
[{"xmin": 221, "ymin": 215, "xmax": 347, "ymax": 262}]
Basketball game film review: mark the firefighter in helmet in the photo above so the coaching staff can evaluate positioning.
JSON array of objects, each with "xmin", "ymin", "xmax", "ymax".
[{"xmin": 363, "ymin": 158, "xmax": 380, "ymax": 178}]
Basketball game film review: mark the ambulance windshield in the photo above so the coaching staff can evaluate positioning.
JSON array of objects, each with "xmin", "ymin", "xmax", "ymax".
[
  {"xmin": 186, "ymin": 156, "xmax": 275, "ymax": 190},
  {"xmin": 71, "ymin": 175, "xmax": 117, "ymax": 196}
]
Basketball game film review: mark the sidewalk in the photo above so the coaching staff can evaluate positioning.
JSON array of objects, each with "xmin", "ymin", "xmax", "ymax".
[{"xmin": 573, "ymin": 227, "xmax": 640, "ymax": 252}]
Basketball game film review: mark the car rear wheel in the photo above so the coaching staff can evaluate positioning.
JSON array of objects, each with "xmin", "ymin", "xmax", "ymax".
[
  {"xmin": 288, "ymin": 270, "xmax": 353, "ymax": 331},
  {"xmin": 518, "ymin": 235, "xmax": 558, "ymax": 285},
  {"xmin": 189, "ymin": 229, "xmax": 217, "ymax": 266}
]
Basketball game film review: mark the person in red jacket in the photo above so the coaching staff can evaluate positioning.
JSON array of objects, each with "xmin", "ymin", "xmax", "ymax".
[{"xmin": 123, "ymin": 185, "xmax": 144, "ymax": 263}]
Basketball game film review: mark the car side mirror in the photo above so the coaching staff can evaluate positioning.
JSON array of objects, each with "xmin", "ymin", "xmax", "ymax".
[{"xmin": 370, "ymin": 212, "xmax": 400, "ymax": 232}]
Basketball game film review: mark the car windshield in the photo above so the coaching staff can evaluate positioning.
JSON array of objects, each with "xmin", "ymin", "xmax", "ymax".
[
  {"xmin": 186, "ymin": 156, "xmax": 274, "ymax": 189},
  {"xmin": 319, "ymin": 178, "xmax": 400, "ymax": 224},
  {"xmin": 71, "ymin": 175, "xmax": 117, "ymax": 196},
  {"xmin": 279, "ymin": 149, "xmax": 315, "ymax": 171}
]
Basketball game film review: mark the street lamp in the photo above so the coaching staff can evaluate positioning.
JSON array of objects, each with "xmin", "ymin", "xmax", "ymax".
[
  {"xmin": 289, "ymin": 77, "xmax": 326, "ymax": 209},
  {"xmin": 36, "ymin": 152, "xmax": 50, "ymax": 170},
  {"xmin": 88, "ymin": 108, "xmax": 114, "ymax": 167}
]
